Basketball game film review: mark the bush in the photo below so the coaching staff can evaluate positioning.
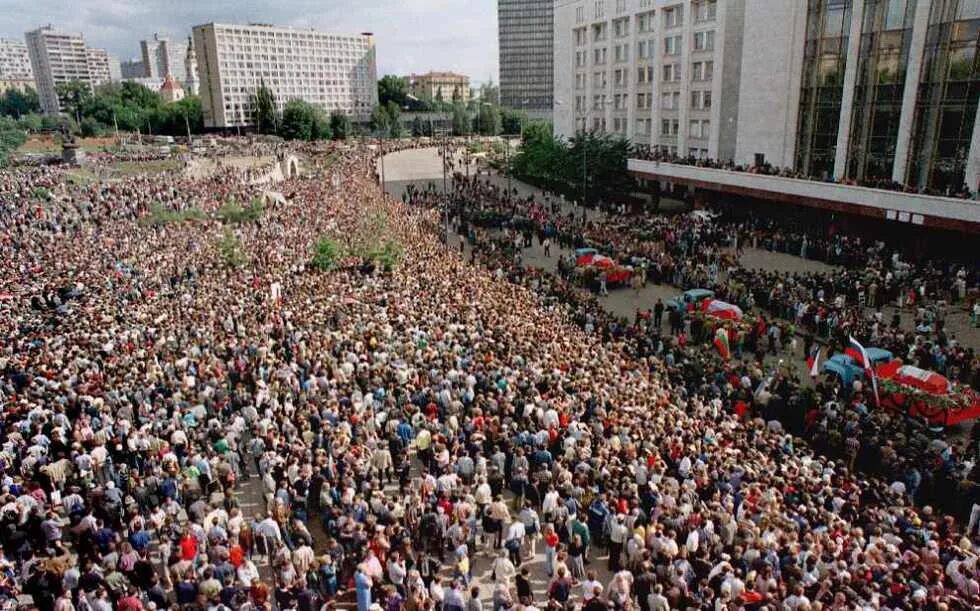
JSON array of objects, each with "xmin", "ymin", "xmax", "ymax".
[
  {"xmin": 368, "ymin": 239, "xmax": 404, "ymax": 272},
  {"xmin": 79, "ymin": 117, "xmax": 106, "ymax": 138},
  {"xmin": 311, "ymin": 236, "xmax": 343, "ymax": 271},
  {"xmin": 138, "ymin": 203, "xmax": 206, "ymax": 226},
  {"xmin": 217, "ymin": 198, "xmax": 265, "ymax": 224},
  {"xmin": 218, "ymin": 228, "xmax": 248, "ymax": 268}
]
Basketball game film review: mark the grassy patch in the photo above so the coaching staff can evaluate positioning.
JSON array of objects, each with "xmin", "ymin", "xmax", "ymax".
[
  {"xmin": 216, "ymin": 198, "xmax": 266, "ymax": 224},
  {"xmin": 138, "ymin": 203, "xmax": 207, "ymax": 226}
]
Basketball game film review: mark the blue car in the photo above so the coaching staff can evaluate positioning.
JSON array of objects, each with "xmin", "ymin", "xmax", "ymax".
[
  {"xmin": 821, "ymin": 348, "xmax": 894, "ymax": 388},
  {"xmin": 667, "ymin": 288, "xmax": 715, "ymax": 312}
]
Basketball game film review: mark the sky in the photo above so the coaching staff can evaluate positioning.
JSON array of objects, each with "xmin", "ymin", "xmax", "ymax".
[{"xmin": 1, "ymin": 0, "xmax": 500, "ymax": 83}]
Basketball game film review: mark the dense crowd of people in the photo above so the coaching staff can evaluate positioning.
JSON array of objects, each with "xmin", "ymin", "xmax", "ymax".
[
  {"xmin": 632, "ymin": 146, "xmax": 977, "ymax": 201},
  {"xmin": 0, "ymin": 139, "xmax": 979, "ymax": 611}
]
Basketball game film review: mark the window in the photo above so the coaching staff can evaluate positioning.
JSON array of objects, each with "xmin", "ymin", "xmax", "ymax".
[
  {"xmin": 614, "ymin": 93, "xmax": 627, "ymax": 110},
  {"xmin": 592, "ymin": 23, "xmax": 607, "ymax": 42},
  {"xmin": 614, "ymin": 18, "xmax": 630, "ymax": 38},
  {"xmin": 636, "ymin": 92, "xmax": 651, "ymax": 109},
  {"xmin": 640, "ymin": 0, "xmax": 652, "ymax": 7},
  {"xmin": 594, "ymin": 0, "xmax": 605, "ymax": 19},
  {"xmin": 593, "ymin": 47, "xmax": 607, "ymax": 65},
  {"xmin": 662, "ymin": 63, "xmax": 681, "ymax": 81},
  {"xmin": 574, "ymin": 28, "xmax": 587, "ymax": 46},
  {"xmin": 615, "ymin": 43, "xmax": 629, "ymax": 62},
  {"xmin": 637, "ymin": 65, "xmax": 653, "ymax": 83},
  {"xmin": 665, "ymin": 35, "xmax": 682, "ymax": 55},
  {"xmin": 637, "ymin": 40, "xmax": 648, "ymax": 59},
  {"xmin": 637, "ymin": 11, "xmax": 655, "ymax": 33},
  {"xmin": 576, "ymin": 6, "xmax": 585, "ymax": 23},
  {"xmin": 664, "ymin": 6, "xmax": 683, "ymax": 28},
  {"xmin": 593, "ymin": 71, "xmax": 607, "ymax": 88},
  {"xmin": 576, "ymin": 50, "xmax": 586, "ymax": 68},
  {"xmin": 636, "ymin": 118, "xmax": 652, "ymax": 135},
  {"xmin": 692, "ymin": 60, "xmax": 714, "ymax": 80},
  {"xmin": 575, "ymin": 73, "xmax": 586, "ymax": 89},
  {"xmin": 694, "ymin": 31, "xmax": 715, "ymax": 52},
  {"xmin": 694, "ymin": 1, "xmax": 717, "ymax": 22},
  {"xmin": 662, "ymin": 119, "xmax": 679, "ymax": 135},
  {"xmin": 689, "ymin": 119, "xmax": 709, "ymax": 138},
  {"xmin": 614, "ymin": 68, "xmax": 627, "ymax": 87},
  {"xmin": 661, "ymin": 91, "xmax": 680, "ymax": 109},
  {"xmin": 616, "ymin": 0, "xmax": 627, "ymax": 12},
  {"xmin": 691, "ymin": 89, "xmax": 712, "ymax": 109},
  {"xmin": 959, "ymin": 0, "xmax": 980, "ymax": 18}
]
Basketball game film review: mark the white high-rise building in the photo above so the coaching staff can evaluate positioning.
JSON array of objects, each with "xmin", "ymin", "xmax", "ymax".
[
  {"xmin": 0, "ymin": 38, "xmax": 34, "ymax": 80},
  {"xmin": 85, "ymin": 47, "xmax": 115, "ymax": 86},
  {"xmin": 25, "ymin": 26, "xmax": 93, "ymax": 114},
  {"xmin": 192, "ymin": 23, "xmax": 378, "ymax": 129},
  {"xmin": 554, "ymin": 0, "xmax": 742, "ymax": 160},
  {"xmin": 140, "ymin": 34, "xmax": 189, "ymax": 82}
]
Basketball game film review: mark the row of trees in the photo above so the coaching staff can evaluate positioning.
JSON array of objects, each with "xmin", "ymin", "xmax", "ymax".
[
  {"xmin": 511, "ymin": 122, "xmax": 636, "ymax": 203},
  {"xmin": 253, "ymin": 83, "xmax": 354, "ymax": 141}
]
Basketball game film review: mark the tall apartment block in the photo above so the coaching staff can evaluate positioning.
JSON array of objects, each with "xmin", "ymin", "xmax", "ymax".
[
  {"xmin": 0, "ymin": 38, "xmax": 35, "ymax": 81},
  {"xmin": 141, "ymin": 34, "xmax": 190, "ymax": 82},
  {"xmin": 192, "ymin": 23, "xmax": 378, "ymax": 129},
  {"xmin": 25, "ymin": 25, "xmax": 116, "ymax": 114},
  {"xmin": 554, "ymin": 0, "xmax": 743, "ymax": 160},
  {"xmin": 498, "ymin": 0, "xmax": 555, "ymax": 118}
]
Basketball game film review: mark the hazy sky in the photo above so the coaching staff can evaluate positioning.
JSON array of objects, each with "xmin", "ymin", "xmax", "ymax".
[{"xmin": 2, "ymin": 0, "xmax": 500, "ymax": 82}]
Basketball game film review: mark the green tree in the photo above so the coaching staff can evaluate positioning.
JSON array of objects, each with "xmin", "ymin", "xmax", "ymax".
[
  {"xmin": 253, "ymin": 81, "xmax": 279, "ymax": 135},
  {"xmin": 385, "ymin": 101, "xmax": 402, "ymax": 138},
  {"xmin": 0, "ymin": 87, "xmax": 40, "ymax": 118},
  {"xmin": 435, "ymin": 88, "xmax": 444, "ymax": 104},
  {"xmin": 474, "ymin": 103, "xmax": 501, "ymax": 136},
  {"xmin": 501, "ymin": 108, "xmax": 528, "ymax": 135},
  {"xmin": 281, "ymin": 99, "xmax": 315, "ymax": 141},
  {"xmin": 479, "ymin": 81, "xmax": 500, "ymax": 106},
  {"xmin": 378, "ymin": 75, "xmax": 409, "ymax": 107},
  {"xmin": 329, "ymin": 111, "xmax": 353, "ymax": 140},
  {"xmin": 451, "ymin": 103, "xmax": 470, "ymax": 136},
  {"xmin": 0, "ymin": 117, "xmax": 27, "ymax": 168},
  {"xmin": 371, "ymin": 105, "xmax": 392, "ymax": 135},
  {"xmin": 54, "ymin": 80, "xmax": 92, "ymax": 124},
  {"xmin": 218, "ymin": 228, "xmax": 248, "ymax": 268},
  {"xmin": 311, "ymin": 236, "xmax": 343, "ymax": 271},
  {"xmin": 411, "ymin": 116, "xmax": 428, "ymax": 137}
]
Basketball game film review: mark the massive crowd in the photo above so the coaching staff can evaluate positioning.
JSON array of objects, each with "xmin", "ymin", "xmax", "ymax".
[{"xmin": 0, "ymin": 139, "xmax": 978, "ymax": 611}]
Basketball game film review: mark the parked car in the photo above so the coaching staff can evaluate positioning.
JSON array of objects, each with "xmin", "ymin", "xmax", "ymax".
[
  {"xmin": 821, "ymin": 347, "xmax": 894, "ymax": 388},
  {"xmin": 667, "ymin": 288, "xmax": 715, "ymax": 312}
]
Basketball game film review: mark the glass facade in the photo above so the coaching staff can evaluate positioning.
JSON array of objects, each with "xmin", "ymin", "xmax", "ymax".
[
  {"xmin": 906, "ymin": 0, "xmax": 980, "ymax": 192},
  {"xmin": 498, "ymin": 0, "xmax": 554, "ymax": 111},
  {"xmin": 797, "ymin": 0, "xmax": 853, "ymax": 178},
  {"xmin": 846, "ymin": 0, "xmax": 917, "ymax": 181}
]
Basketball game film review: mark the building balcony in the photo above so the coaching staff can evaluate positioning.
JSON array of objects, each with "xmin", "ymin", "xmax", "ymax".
[{"xmin": 627, "ymin": 159, "xmax": 980, "ymax": 234}]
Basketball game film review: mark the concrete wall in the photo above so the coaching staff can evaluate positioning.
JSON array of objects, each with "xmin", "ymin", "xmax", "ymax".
[{"xmin": 734, "ymin": 0, "xmax": 807, "ymax": 168}]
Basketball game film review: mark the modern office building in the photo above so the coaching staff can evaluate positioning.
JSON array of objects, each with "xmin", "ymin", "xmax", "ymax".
[
  {"xmin": 192, "ymin": 23, "xmax": 378, "ymax": 129},
  {"xmin": 555, "ymin": 0, "xmax": 741, "ymax": 159},
  {"xmin": 738, "ymin": 0, "xmax": 980, "ymax": 194},
  {"xmin": 141, "ymin": 34, "xmax": 189, "ymax": 82},
  {"xmin": 407, "ymin": 71, "xmax": 471, "ymax": 103},
  {"xmin": 0, "ymin": 38, "xmax": 34, "ymax": 82},
  {"xmin": 120, "ymin": 60, "xmax": 146, "ymax": 80},
  {"xmin": 498, "ymin": 0, "xmax": 554, "ymax": 118},
  {"xmin": 25, "ymin": 26, "xmax": 97, "ymax": 114},
  {"xmin": 555, "ymin": 0, "xmax": 980, "ymax": 194}
]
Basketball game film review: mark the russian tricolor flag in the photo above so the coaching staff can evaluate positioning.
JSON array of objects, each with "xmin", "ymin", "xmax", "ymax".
[{"xmin": 849, "ymin": 336, "xmax": 880, "ymax": 405}]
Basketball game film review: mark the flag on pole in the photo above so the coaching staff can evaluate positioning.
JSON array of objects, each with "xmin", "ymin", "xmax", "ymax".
[
  {"xmin": 809, "ymin": 348, "xmax": 822, "ymax": 379},
  {"xmin": 849, "ymin": 336, "xmax": 880, "ymax": 405},
  {"xmin": 714, "ymin": 327, "xmax": 730, "ymax": 360}
]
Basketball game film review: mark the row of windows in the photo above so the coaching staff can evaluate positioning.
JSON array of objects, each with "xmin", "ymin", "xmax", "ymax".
[
  {"xmin": 572, "ymin": 88, "xmax": 712, "ymax": 113},
  {"xmin": 575, "ymin": 32, "xmax": 716, "ymax": 65},
  {"xmin": 573, "ymin": 60, "xmax": 713, "ymax": 91},
  {"xmin": 576, "ymin": 1, "xmax": 715, "ymax": 26}
]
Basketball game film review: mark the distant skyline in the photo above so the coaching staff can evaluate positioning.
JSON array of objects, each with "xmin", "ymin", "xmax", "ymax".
[{"xmin": 3, "ymin": 0, "xmax": 500, "ymax": 81}]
